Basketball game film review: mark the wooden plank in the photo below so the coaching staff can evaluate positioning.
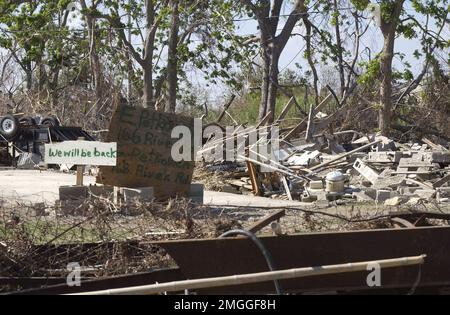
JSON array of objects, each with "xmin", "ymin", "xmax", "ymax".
[
  {"xmin": 309, "ymin": 140, "xmax": 382, "ymax": 172},
  {"xmin": 283, "ymin": 94, "xmax": 332, "ymax": 141},
  {"xmin": 247, "ymin": 210, "xmax": 286, "ymax": 234},
  {"xmin": 422, "ymin": 137, "xmax": 448, "ymax": 152},
  {"xmin": 255, "ymin": 111, "xmax": 272, "ymax": 129},
  {"xmin": 275, "ymin": 97, "xmax": 295, "ymax": 124},
  {"xmin": 215, "ymin": 94, "xmax": 236, "ymax": 124},
  {"xmin": 98, "ymin": 105, "xmax": 195, "ymax": 199},
  {"xmin": 281, "ymin": 176, "xmax": 293, "ymax": 201},
  {"xmin": 246, "ymin": 160, "xmax": 262, "ymax": 196},
  {"xmin": 433, "ymin": 173, "xmax": 450, "ymax": 188}
]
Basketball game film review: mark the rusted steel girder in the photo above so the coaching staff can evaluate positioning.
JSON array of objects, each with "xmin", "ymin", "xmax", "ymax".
[{"xmin": 154, "ymin": 226, "xmax": 450, "ymax": 294}]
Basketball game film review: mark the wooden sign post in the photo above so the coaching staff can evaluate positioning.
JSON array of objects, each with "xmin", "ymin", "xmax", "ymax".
[
  {"xmin": 76, "ymin": 137, "xmax": 85, "ymax": 186},
  {"xmin": 45, "ymin": 140, "xmax": 117, "ymax": 185}
]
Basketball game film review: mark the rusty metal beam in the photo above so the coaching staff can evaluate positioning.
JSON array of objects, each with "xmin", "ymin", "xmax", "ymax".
[
  {"xmin": 154, "ymin": 226, "xmax": 450, "ymax": 294},
  {"xmin": 7, "ymin": 268, "xmax": 184, "ymax": 295}
]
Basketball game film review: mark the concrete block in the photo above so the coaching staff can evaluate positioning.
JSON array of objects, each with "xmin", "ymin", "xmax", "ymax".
[
  {"xmin": 309, "ymin": 180, "xmax": 324, "ymax": 190},
  {"xmin": 121, "ymin": 187, "xmax": 154, "ymax": 203},
  {"xmin": 424, "ymin": 152, "xmax": 450, "ymax": 164},
  {"xmin": 353, "ymin": 159, "xmax": 380, "ymax": 185},
  {"xmin": 367, "ymin": 151, "xmax": 402, "ymax": 163},
  {"xmin": 59, "ymin": 185, "xmax": 88, "ymax": 201},
  {"xmin": 190, "ymin": 184, "xmax": 204, "ymax": 204}
]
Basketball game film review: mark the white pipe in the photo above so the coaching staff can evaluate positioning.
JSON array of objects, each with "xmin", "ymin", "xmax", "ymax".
[{"xmin": 68, "ymin": 255, "xmax": 425, "ymax": 295}]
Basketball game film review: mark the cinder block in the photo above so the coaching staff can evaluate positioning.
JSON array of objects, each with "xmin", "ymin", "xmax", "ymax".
[
  {"xmin": 121, "ymin": 187, "xmax": 154, "ymax": 203},
  {"xmin": 353, "ymin": 159, "xmax": 380, "ymax": 185},
  {"xmin": 59, "ymin": 186, "xmax": 88, "ymax": 201},
  {"xmin": 309, "ymin": 180, "xmax": 324, "ymax": 190},
  {"xmin": 190, "ymin": 184, "xmax": 204, "ymax": 204},
  {"xmin": 367, "ymin": 152, "xmax": 402, "ymax": 163}
]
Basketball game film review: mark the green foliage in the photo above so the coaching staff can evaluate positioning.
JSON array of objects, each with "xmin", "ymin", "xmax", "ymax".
[
  {"xmin": 358, "ymin": 58, "xmax": 381, "ymax": 85},
  {"xmin": 350, "ymin": 0, "xmax": 371, "ymax": 10}
]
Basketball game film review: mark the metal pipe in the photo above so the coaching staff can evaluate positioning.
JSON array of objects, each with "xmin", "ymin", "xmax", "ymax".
[{"xmin": 69, "ymin": 255, "xmax": 426, "ymax": 295}]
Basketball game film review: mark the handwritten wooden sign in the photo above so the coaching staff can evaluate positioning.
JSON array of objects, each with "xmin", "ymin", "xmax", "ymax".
[
  {"xmin": 45, "ymin": 141, "xmax": 117, "ymax": 166},
  {"xmin": 97, "ymin": 105, "xmax": 195, "ymax": 199}
]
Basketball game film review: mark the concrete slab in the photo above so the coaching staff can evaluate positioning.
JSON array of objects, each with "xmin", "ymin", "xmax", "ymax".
[
  {"xmin": 0, "ymin": 170, "xmax": 95, "ymax": 204},
  {"xmin": 203, "ymin": 191, "xmax": 310, "ymax": 208},
  {"xmin": 0, "ymin": 170, "xmax": 311, "ymax": 208}
]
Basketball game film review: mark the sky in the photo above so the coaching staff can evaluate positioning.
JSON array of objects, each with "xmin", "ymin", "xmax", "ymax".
[{"xmin": 1, "ymin": 1, "xmax": 448, "ymax": 105}]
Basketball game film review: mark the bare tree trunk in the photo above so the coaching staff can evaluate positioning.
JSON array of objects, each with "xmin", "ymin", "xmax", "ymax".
[
  {"xmin": 266, "ymin": 53, "xmax": 279, "ymax": 123},
  {"xmin": 379, "ymin": 34, "xmax": 395, "ymax": 135},
  {"xmin": 333, "ymin": 0, "xmax": 345, "ymax": 97},
  {"xmin": 259, "ymin": 50, "xmax": 270, "ymax": 120},
  {"xmin": 80, "ymin": 0, "xmax": 104, "ymax": 101},
  {"xmin": 242, "ymin": 0, "xmax": 306, "ymax": 123},
  {"xmin": 143, "ymin": 64, "xmax": 153, "ymax": 109},
  {"xmin": 379, "ymin": 0, "xmax": 405, "ymax": 135},
  {"xmin": 166, "ymin": 0, "xmax": 179, "ymax": 113},
  {"xmin": 142, "ymin": 0, "xmax": 157, "ymax": 109}
]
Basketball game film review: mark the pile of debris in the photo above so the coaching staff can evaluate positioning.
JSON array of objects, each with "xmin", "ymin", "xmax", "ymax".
[{"xmin": 196, "ymin": 95, "xmax": 450, "ymax": 207}]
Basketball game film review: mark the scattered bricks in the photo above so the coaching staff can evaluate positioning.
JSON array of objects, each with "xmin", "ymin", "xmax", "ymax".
[
  {"xmin": 59, "ymin": 185, "xmax": 88, "ymax": 201},
  {"xmin": 414, "ymin": 189, "xmax": 436, "ymax": 199},
  {"xmin": 367, "ymin": 151, "xmax": 402, "ymax": 163},
  {"xmin": 190, "ymin": 184, "xmax": 204, "ymax": 204},
  {"xmin": 309, "ymin": 180, "xmax": 324, "ymax": 190},
  {"xmin": 353, "ymin": 159, "xmax": 380, "ymax": 185},
  {"xmin": 121, "ymin": 187, "xmax": 154, "ymax": 204}
]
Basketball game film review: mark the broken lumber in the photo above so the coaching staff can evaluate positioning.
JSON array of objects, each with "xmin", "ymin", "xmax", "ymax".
[
  {"xmin": 215, "ymin": 94, "xmax": 236, "ymax": 124},
  {"xmin": 309, "ymin": 139, "xmax": 382, "ymax": 172},
  {"xmin": 284, "ymin": 94, "xmax": 332, "ymax": 141},
  {"xmin": 433, "ymin": 173, "xmax": 450, "ymax": 189},
  {"xmin": 275, "ymin": 97, "xmax": 296, "ymax": 124},
  {"xmin": 247, "ymin": 210, "xmax": 286, "ymax": 234}
]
